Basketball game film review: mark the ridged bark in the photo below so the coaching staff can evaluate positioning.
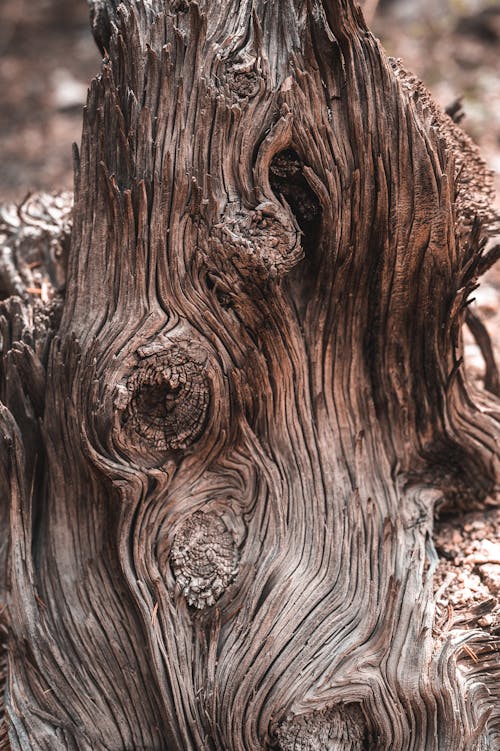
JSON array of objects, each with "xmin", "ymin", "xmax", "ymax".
[{"xmin": 0, "ymin": 1, "xmax": 499, "ymax": 749}]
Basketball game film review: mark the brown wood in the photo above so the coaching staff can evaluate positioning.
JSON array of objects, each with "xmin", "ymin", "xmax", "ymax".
[{"xmin": 1, "ymin": 1, "xmax": 499, "ymax": 749}]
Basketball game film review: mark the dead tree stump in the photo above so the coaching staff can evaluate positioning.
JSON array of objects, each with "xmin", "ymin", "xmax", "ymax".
[{"xmin": 1, "ymin": 1, "xmax": 499, "ymax": 749}]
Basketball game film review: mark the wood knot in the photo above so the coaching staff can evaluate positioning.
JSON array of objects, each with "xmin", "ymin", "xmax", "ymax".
[
  {"xmin": 120, "ymin": 344, "xmax": 209, "ymax": 455},
  {"xmin": 216, "ymin": 203, "xmax": 302, "ymax": 280},
  {"xmin": 170, "ymin": 511, "xmax": 239, "ymax": 609},
  {"xmin": 171, "ymin": 0, "xmax": 189, "ymax": 12},
  {"xmin": 225, "ymin": 68, "xmax": 260, "ymax": 99},
  {"xmin": 276, "ymin": 705, "xmax": 369, "ymax": 751}
]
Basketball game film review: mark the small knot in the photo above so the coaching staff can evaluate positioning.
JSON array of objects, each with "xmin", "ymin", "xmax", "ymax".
[
  {"xmin": 119, "ymin": 343, "xmax": 209, "ymax": 455},
  {"xmin": 225, "ymin": 68, "xmax": 260, "ymax": 99},
  {"xmin": 171, "ymin": 0, "xmax": 189, "ymax": 12},
  {"xmin": 215, "ymin": 203, "xmax": 302, "ymax": 280},
  {"xmin": 276, "ymin": 705, "xmax": 369, "ymax": 751},
  {"xmin": 170, "ymin": 511, "xmax": 239, "ymax": 609}
]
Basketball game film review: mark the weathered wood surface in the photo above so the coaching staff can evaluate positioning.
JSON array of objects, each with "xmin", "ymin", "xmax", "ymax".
[{"xmin": 1, "ymin": 0, "xmax": 499, "ymax": 749}]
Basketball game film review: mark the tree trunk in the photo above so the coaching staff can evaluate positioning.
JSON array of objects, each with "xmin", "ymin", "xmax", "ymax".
[{"xmin": 1, "ymin": 1, "xmax": 499, "ymax": 749}]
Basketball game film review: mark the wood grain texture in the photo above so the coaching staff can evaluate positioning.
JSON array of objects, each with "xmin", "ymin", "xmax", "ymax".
[{"xmin": 0, "ymin": 1, "xmax": 499, "ymax": 749}]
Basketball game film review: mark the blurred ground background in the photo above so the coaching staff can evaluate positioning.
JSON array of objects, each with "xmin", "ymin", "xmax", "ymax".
[
  {"xmin": 0, "ymin": 0, "xmax": 498, "ymax": 368},
  {"xmin": 0, "ymin": 0, "xmax": 99, "ymax": 200}
]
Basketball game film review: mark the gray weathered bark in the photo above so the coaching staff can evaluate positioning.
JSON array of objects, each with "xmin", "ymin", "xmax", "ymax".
[{"xmin": 1, "ymin": 1, "xmax": 499, "ymax": 749}]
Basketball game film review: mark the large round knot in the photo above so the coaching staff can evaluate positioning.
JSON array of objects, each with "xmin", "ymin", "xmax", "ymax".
[
  {"xmin": 170, "ymin": 511, "xmax": 239, "ymax": 609},
  {"xmin": 120, "ymin": 344, "xmax": 209, "ymax": 454}
]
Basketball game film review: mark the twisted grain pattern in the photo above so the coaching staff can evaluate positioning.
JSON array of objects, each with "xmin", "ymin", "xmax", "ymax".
[
  {"xmin": 0, "ymin": 617, "xmax": 8, "ymax": 750},
  {"xmin": 0, "ymin": 0, "xmax": 498, "ymax": 749}
]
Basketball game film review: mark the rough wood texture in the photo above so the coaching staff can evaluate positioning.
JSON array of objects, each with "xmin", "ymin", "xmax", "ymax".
[{"xmin": 1, "ymin": 0, "xmax": 499, "ymax": 749}]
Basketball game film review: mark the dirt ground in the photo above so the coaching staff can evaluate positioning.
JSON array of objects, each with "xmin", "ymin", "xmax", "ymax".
[
  {"xmin": 0, "ymin": 0, "xmax": 499, "ymax": 635},
  {"xmin": 0, "ymin": 0, "xmax": 100, "ymax": 200}
]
